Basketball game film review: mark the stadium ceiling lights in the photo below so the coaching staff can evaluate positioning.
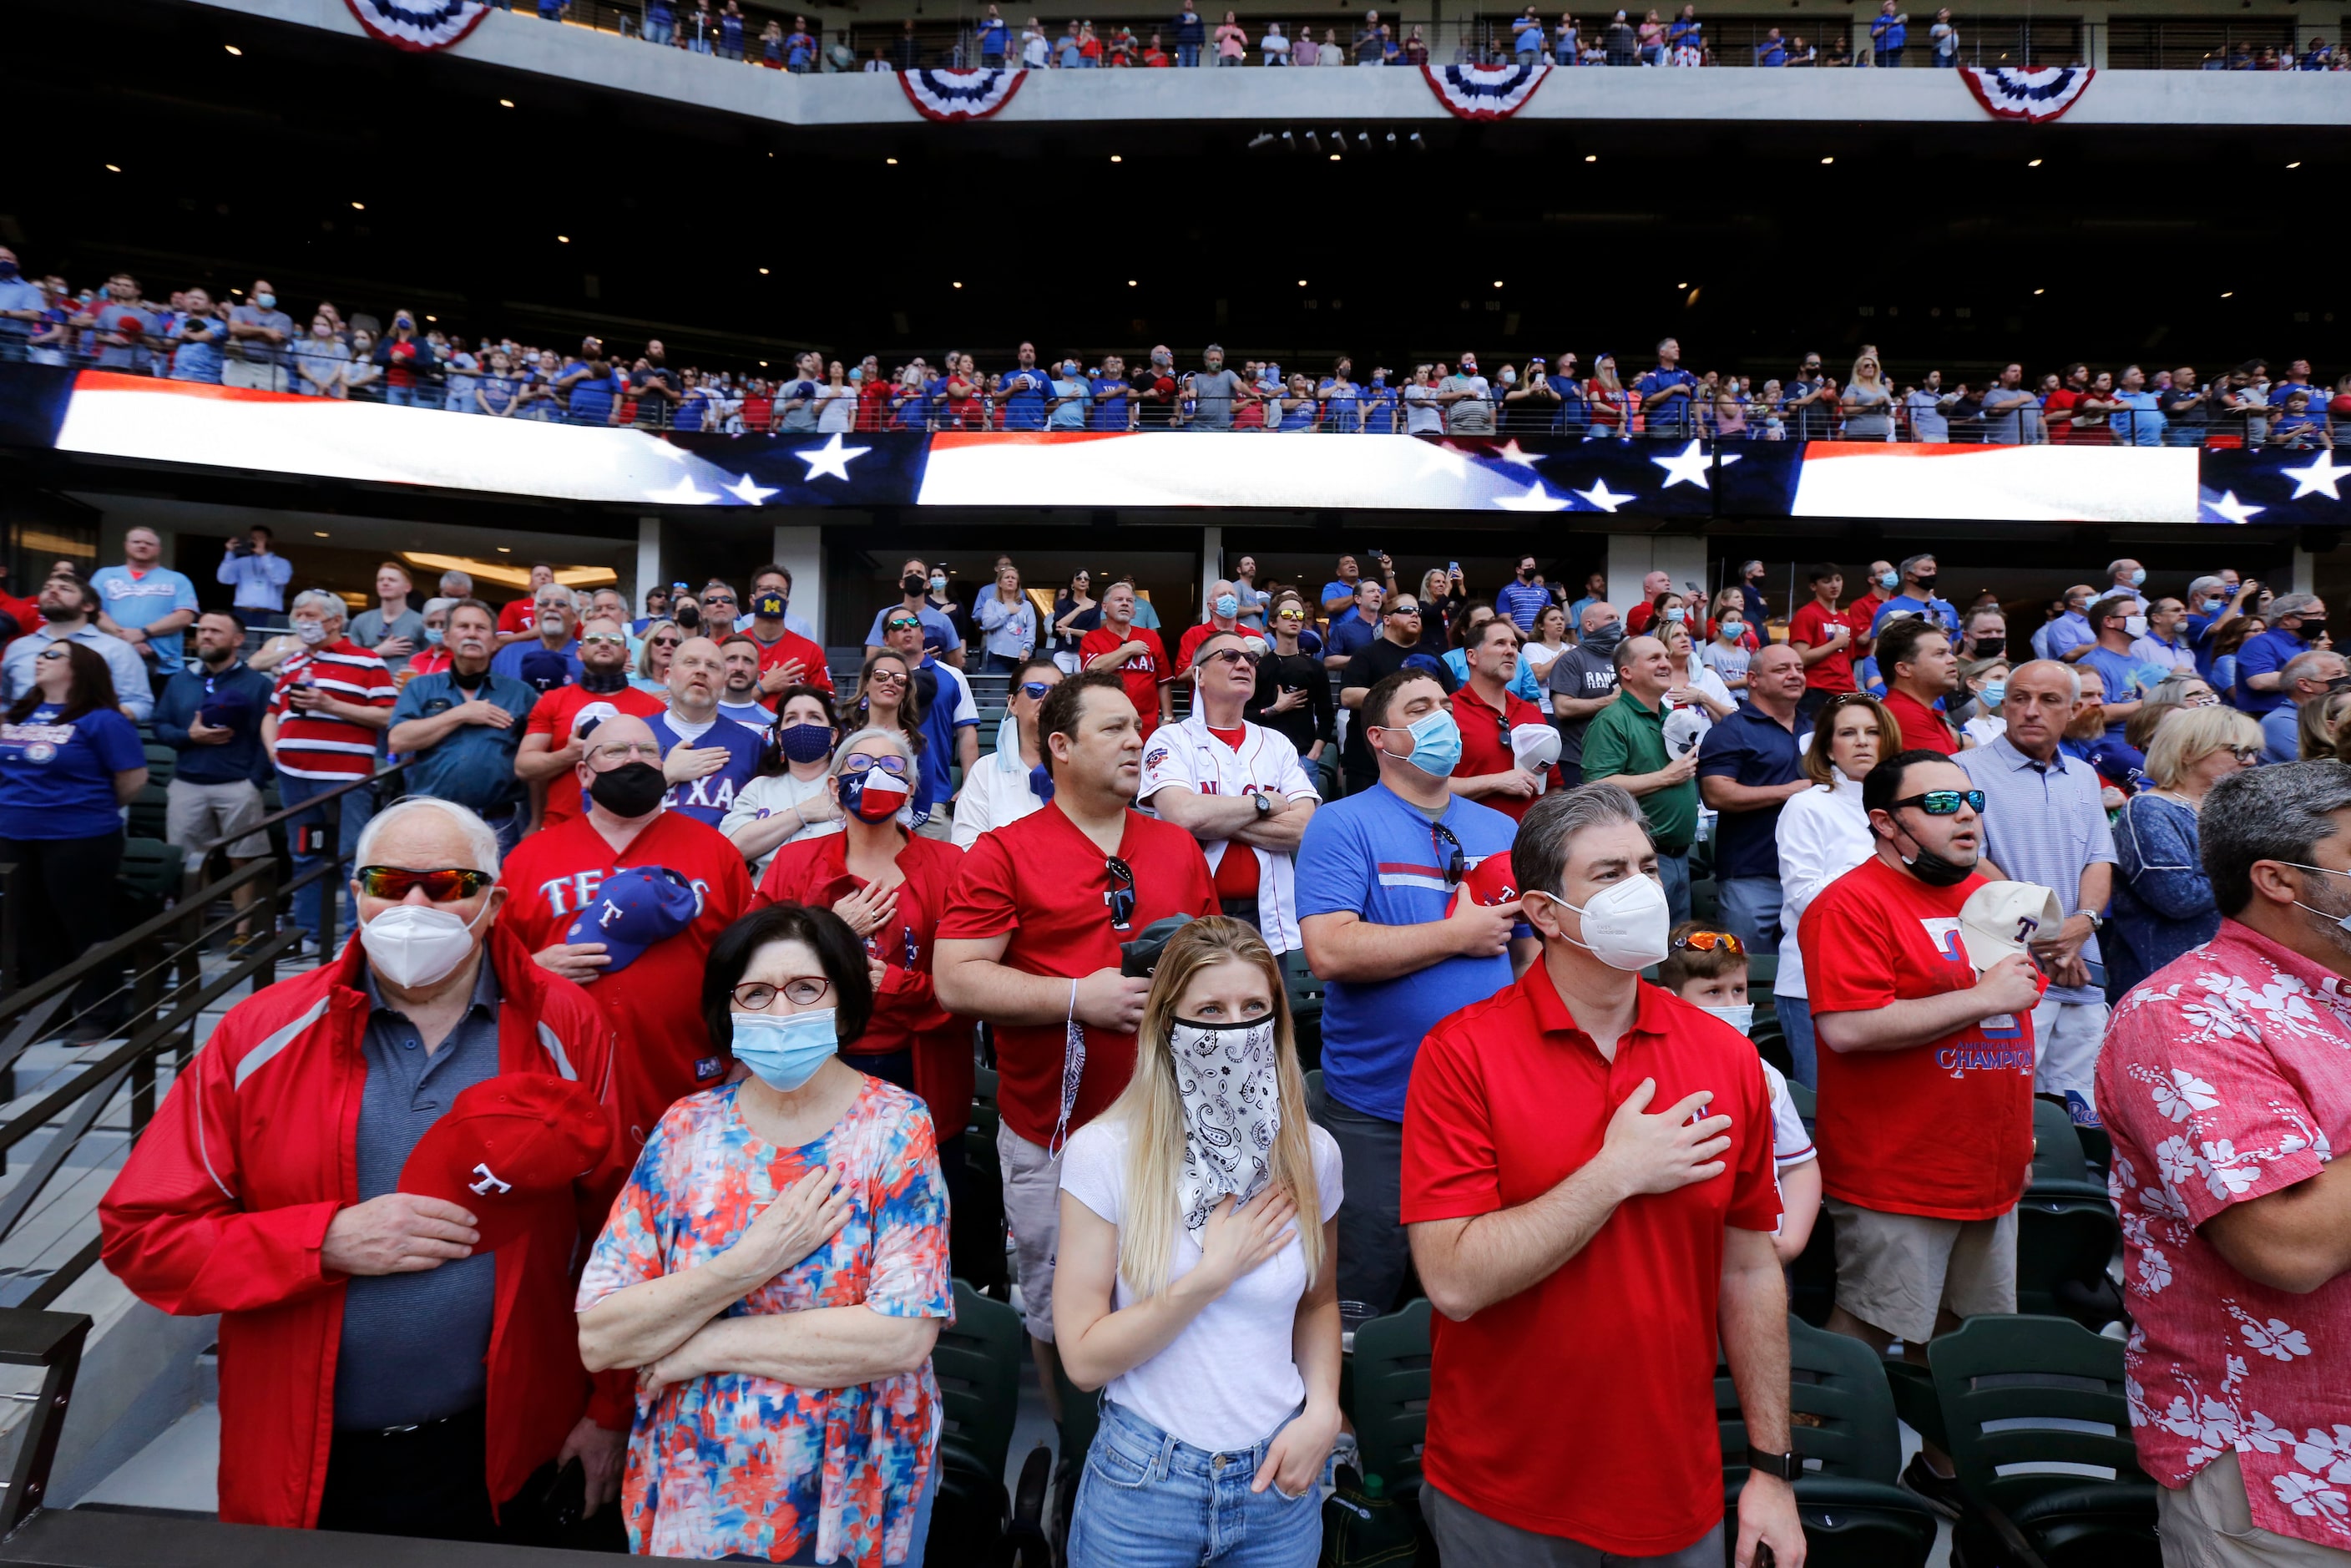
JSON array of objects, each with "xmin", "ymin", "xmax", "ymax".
[
  {"xmin": 2288, "ymin": 160, "xmax": 2303, "ymax": 169},
  {"xmin": 351, "ymin": 201, "xmax": 365, "ymax": 210},
  {"xmin": 104, "ymin": 164, "xmax": 120, "ymax": 173},
  {"xmin": 1584, "ymin": 154, "xmax": 1597, "ymax": 163},
  {"xmin": 1820, "ymin": 156, "xmax": 1835, "ymax": 164},
  {"xmin": 1110, "ymin": 154, "xmax": 1122, "ymax": 163},
  {"xmin": 2027, "ymin": 158, "xmax": 2042, "ymax": 167},
  {"xmin": 224, "ymin": 44, "xmax": 242, "ymax": 55},
  {"xmin": 499, "ymin": 98, "xmax": 516, "ymax": 108}
]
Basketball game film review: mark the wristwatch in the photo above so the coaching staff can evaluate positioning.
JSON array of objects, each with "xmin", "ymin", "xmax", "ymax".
[
  {"xmin": 1252, "ymin": 792, "xmax": 1273, "ymax": 819},
  {"xmin": 2081, "ymin": 910, "xmax": 2105, "ymax": 933},
  {"xmin": 1746, "ymin": 1444, "xmax": 1802, "ymax": 1482}
]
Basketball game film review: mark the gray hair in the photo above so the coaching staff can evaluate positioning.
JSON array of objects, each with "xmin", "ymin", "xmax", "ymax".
[
  {"xmin": 831, "ymin": 724, "xmax": 921, "ymax": 800},
  {"xmin": 438, "ymin": 569, "xmax": 474, "ymax": 596},
  {"xmin": 2283, "ymin": 649, "xmax": 2348, "ymax": 691},
  {"xmin": 2009, "ymin": 658, "xmax": 2082, "ymax": 702},
  {"xmin": 1898, "ymin": 552, "xmax": 1936, "ymax": 580},
  {"xmin": 421, "ymin": 596, "xmax": 458, "ymax": 620},
  {"xmin": 1514, "ymin": 782, "xmax": 1652, "ymax": 906},
  {"xmin": 2106, "ymin": 559, "xmax": 2136, "ymax": 582},
  {"xmin": 2269, "ymin": 593, "xmax": 2323, "ymax": 625},
  {"xmin": 2202, "ymin": 761, "xmax": 2351, "ymax": 918},
  {"xmin": 353, "ymin": 797, "xmax": 502, "ymax": 878},
  {"xmin": 291, "ymin": 588, "xmax": 346, "ymax": 625},
  {"xmin": 2187, "ymin": 574, "xmax": 2227, "ymax": 604}
]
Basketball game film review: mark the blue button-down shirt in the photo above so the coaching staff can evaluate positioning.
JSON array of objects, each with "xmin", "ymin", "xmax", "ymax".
[
  {"xmin": 387, "ymin": 669, "xmax": 538, "ymax": 814},
  {"xmin": 334, "ymin": 959, "xmax": 503, "ymax": 1431},
  {"xmin": 215, "ymin": 549, "xmax": 294, "ymax": 615},
  {"xmin": 1952, "ymin": 735, "xmax": 2117, "ymax": 1006}
]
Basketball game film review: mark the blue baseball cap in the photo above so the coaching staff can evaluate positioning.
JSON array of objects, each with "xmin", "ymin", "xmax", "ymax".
[
  {"xmin": 518, "ymin": 649, "xmax": 573, "ymax": 693},
  {"xmin": 562, "ymin": 867, "xmax": 698, "ymax": 974},
  {"xmin": 198, "ymin": 686, "xmax": 258, "ymax": 731}
]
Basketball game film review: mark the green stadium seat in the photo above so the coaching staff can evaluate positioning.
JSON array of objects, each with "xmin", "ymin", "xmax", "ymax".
[
  {"xmin": 2019, "ymin": 1098, "xmax": 2125, "ymax": 1329},
  {"xmin": 141, "ymin": 742, "xmax": 177, "ymax": 786},
  {"xmin": 928, "ymin": 1282, "xmax": 1048, "ymax": 1565},
  {"xmin": 119, "ymin": 837, "xmax": 185, "ymax": 908},
  {"xmin": 1349, "ymin": 1297, "xmax": 1433, "ymax": 1510},
  {"xmin": 126, "ymin": 784, "xmax": 169, "ymax": 845}
]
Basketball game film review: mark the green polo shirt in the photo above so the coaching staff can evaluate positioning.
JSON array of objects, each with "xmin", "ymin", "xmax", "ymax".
[{"xmin": 1581, "ymin": 688, "xmax": 1699, "ymax": 853}]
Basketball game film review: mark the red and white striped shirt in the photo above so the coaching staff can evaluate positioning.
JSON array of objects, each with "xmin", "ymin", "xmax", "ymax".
[{"xmin": 267, "ymin": 639, "xmax": 394, "ymax": 781}]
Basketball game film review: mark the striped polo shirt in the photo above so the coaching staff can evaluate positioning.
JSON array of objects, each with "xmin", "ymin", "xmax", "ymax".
[{"xmin": 268, "ymin": 639, "xmax": 394, "ymax": 781}]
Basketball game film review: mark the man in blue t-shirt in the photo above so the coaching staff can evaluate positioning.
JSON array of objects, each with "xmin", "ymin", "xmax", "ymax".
[
  {"xmin": 1362, "ymin": 371, "xmax": 1399, "ymax": 433},
  {"xmin": 1631, "ymin": 336, "xmax": 1700, "ymax": 439},
  {"xmin": 2076, "ymin": 594, "xmax": 2161, "ymax": 741},
  {"xmin": 1319, "ymin": 360, "xmax": 1363, "ymax": 433},
  {"xmin": 1295, "ymin": 666, "xmax": 1534, "ymax": 1312},
  {"xmin": 651, "ymin": 636, "xmax": 766, "ymax": 827},
  {"xmin": 1324, "ymin": 580, "xmax": 1386, "ymax": 668},
  {"xmin": 2235, "ymin": 594, "xmax": 2326, "ymax": 716},
  {"xmin": 92, "ymin": 526, "xmax": 201, "ymax": 671},
  {"xmin": 1869, "ymin": 0, "xmax": 1907, "ymax": 63},
  {"xmin": 862, "ymin": 559, "xmax": 963, "ymax": 660},
  {"xmin": 993, "ymin": 343, "xmax": 1051, "ymax": 432},
  {"xmin": 1088, "ymin": 356, "xmax": 1132, "ymax": 431},
  {"xmin": 977, "ymin": 4, "xmax": 1008, "ymax": 60},
  {"xmin": 1868, "ymin": 552, "xmax": 1963, "ymax": 639},
  {"xmin": 1046, "ymin": 360, "xmax": 1090, "ymax": 431}
]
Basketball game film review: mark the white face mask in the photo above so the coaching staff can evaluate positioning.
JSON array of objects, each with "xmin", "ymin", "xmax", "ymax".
[
  {"xmin": 294, "ymin": 619, "xmax": 330, "ymax": 646},
  {"xmin": 359, "ymin": 900, "xmax": 490, "ymax": 989},
  {"xmin": 1168, "ymin": 1017, "xmax": 1282, "ymax": 1233},
  {"xmin": 1702, "ymin": 1003, "xmax": 1755, "ymax": 1036},
  {"xmin": 1545, "ymin": 874, "xmax": 1671, "ymax": 971},
  {"xmin": 2124, "ymin": 615, "xmax": 2150, "ymax": 639}
]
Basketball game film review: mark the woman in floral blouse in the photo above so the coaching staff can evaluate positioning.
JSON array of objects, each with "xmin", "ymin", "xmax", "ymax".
[{"xmin": 578, "ymin": 903, "xmax": 951, "ymax": 1565}]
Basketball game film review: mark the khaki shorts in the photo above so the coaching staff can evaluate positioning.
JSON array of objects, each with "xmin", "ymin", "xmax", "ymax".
[
  {"xmin": 2161, "ymin": 1452, "xmax": 2351, "ymax": 1568},
  {"xmin": 1827, "ymin": 1197, "xmax": 2016, "ymax": 1345},
  {"xmin": 997, "ymin": 1122, "xmax": 1065, "ymax": 1343},
  {"xmin": 166, "ymin": 777, "xmax": 270, "ymax": 861}
]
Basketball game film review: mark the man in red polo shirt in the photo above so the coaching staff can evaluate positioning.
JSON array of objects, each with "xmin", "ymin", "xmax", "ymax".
[
  {"xmin": 1787, "ymin": 562, "xmax": 1858, "ymax": 723},
  {"xmin": 495, "ymin": 562, "xmax": 556, "ymax": 648},
  {"xmin": 1449, "ymin": 615, "xmax": 1554, "ymax": 823},
  {"xmin": 1172, "ymin": 578, "xmax": 1269, "ymax": 674},
  {"xmin": 1876, "ymin": 616, "xmax": 1960, "ymax": 756},
  {"xmin": 935, "ymin": 671, "xmax": 1217, "ymax": 1395},
  {"xmin": 1404, "ymin": 782, "xmax": 1802, "ymax": 1568},
  {"xmin": 1079, "ymin": 579, "xmax": 1174, "ymax": 740},
  {"xmin": 498, "ymin": 712, "xmax": 753, "ymax": 1148},
  {"xmin": 1801, "ymin": 749, "xmax": 2045, "ymax": 1510},
  {"xmin": 513, "ymin": 615, "xmax": 667, "ymax": 832}
]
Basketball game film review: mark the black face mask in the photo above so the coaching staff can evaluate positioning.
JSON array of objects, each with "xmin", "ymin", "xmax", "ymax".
[
  {"xmin": 902, "ymin": 574, "xmax": 928, "ymax": 597},
  {"xmin": 2300, "ymin": 619, "xmax": 2330, "ymax": 642},
  {"xmin": 579, "ymin": 667, "xmax": 628, "ymax": 695},
  {"xmin": 1882, "ymin": 819, "xmax": 1973, "ymax": 888},
  {"xmin": 1913, "ymin": 574, "xmax": 1939, "ymax": 595},
  {"xmin": 588, "ymin": 761, "xmax": 667, "ymax": 818},
  {"xmin": 1972, "ymin": 636, "xmax": 2007, "ymax": 658}
]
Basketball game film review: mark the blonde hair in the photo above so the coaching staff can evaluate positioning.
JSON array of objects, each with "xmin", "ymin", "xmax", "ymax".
[
  {"xmin": 2301, "ymin": 690, "xmax": 2351, "ymax": 762},
  {"xmin": 1106, "ymin": 918, "xmax": 1323, "ymax": 1301},
  {"xmin": 1850, "ymin": 349, "xmax": 1885, "ymax": 388},
  {"xmin": 2143, "ymin": 704, "xmax": 2260, "ymax": 787}
]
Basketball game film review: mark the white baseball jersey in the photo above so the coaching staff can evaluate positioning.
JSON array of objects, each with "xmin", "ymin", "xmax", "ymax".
[{"xmin": 1137, "ymin": 713, "xmax": 1320, "ymax": 953}]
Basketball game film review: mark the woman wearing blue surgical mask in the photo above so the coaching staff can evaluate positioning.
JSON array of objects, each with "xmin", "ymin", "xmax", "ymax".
[
  {"xmin": 577, "ymin": 900, "xmax": 950, "ymax": 1565},
  {"xmin": 1957, "ymin": 657, "xmax": 2010, "ymax": 747},
  {"xmin": 721, "ymin": 685, "xmax": 845, "ymax": 874}
]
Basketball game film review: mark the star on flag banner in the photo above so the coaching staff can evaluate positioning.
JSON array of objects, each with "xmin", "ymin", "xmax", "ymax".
[
  {"xmin": 1421, "ymin": 63, "xmax": 1552, "ymax": 120},
  {"xmin": 341, "ymin": 0, "xmax": 493, "ymax": 51},
  {"xmin": 899, "ymin": 67, "xmax": 1029, "ymax": 122},
  {"xmin": 1960, "ymin": 65, "xmax": 2095, "ymax": 124}
]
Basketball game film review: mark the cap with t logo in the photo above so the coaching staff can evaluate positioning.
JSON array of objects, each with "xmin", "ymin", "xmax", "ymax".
[
  {"xmin": 397, "ymin": 1075, "xmax": 613, "ymax": 1251},
  {"xmin": 561, "ymin": 866, "xmax": 699, "ymax": 974}
]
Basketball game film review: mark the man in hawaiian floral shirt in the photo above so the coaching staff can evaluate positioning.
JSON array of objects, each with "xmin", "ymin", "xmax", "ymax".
[{"xmin": 2101, "ymin": 760, "xmax": 2351, "ymax": 1567}]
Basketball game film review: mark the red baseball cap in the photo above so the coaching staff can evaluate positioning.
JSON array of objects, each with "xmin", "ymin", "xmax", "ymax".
[
  {"xmin": 1450, "ymin": 849, "xmax": 1521, "ymax": 917},
  {"xmin": 398, "ymin": 1075, "xmax": 612, "ymax": 1251}
]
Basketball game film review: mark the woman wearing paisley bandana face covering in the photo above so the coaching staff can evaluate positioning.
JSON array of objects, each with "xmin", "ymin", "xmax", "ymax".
[
  {"xmin": 1054, "ymin": 918, "xmax": 1342, "ymax": 1566},
  {"xmin": 754, "ymin": 730, "xmax": 975, "ymax": 1204},
  {"xmin": 722, "ymin": 686, "xmax": 845, "ymax": 875}
]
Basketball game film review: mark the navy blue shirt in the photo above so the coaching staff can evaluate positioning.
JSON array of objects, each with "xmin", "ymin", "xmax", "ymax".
[
  {"xmin": 1326, "ymin": 612, "xmax": 1383, "ymax": 660},
  {"xmin": 0, "ymin": 703, "xmax": 144, "ymax": 840},
  {"xmin": 388, "ymin": 669, "xmax": 538, "ymax": 814},
  {"xmin": 334, "ymin": 961, "xmax": 502, "ymax": 1431},
  {"xmin": 153, "ymin": 660, "xmax": 275, "ymax": 787},
  {"xmin": 1695, "ymin": 702, "xmax": 1805, "ymax": 882}
]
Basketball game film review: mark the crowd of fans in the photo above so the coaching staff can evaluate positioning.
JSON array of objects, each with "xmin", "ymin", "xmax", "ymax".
[
  {"xmin": 5, "ymin": 265, "xmax": 2343, "ymax": 452},
  {"xmin": 0, "ymin": 521, "xmax": 2342, "ymax": 1565}
]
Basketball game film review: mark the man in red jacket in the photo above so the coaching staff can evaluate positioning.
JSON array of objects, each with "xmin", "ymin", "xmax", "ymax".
[{"xmin": 99, "ymin": 797, "xmax": 629, "ymax": 1539}]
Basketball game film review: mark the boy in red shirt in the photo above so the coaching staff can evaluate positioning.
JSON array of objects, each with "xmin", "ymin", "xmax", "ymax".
[
  {"xmin": 1077, "ymin": 580, "xmax": 1174, "ymax": 739},
  {"xmin": 1876, "ymin": 617, "xmax": 1961, "ymax": 756},
  {"xmin": 1786, "ymin": 562, "xmax": 1858, "ymax": 721}
]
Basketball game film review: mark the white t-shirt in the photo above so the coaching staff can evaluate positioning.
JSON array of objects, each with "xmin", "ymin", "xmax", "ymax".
[
  {"xmin": 1520, "ymin": 640, "xmax": 1565, "ymax": 679},
  {"xmin": 951, "ymin": 748, "xmax": 1045, "ymax": 850},
  {"xmin": 1059, "ymin": 1115, "xmax": 1343, "ymax": 1453},
  {"xmin": 816, "ymin": 383, "xmax": 857, "ymax": 432},
  {"xmin": 1760, "ymin": 1060, "xmax": 1815, "ymax": 1173},
  {"xmin": 718, "ymin": 771, "xmax": 842, "ymax": 874}
]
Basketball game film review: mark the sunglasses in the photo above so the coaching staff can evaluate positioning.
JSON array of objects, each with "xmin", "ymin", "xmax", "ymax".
[
  {"xmin": 731, "ymin": 977, "xmax": 834, "ymax": 1010},
  {"xmin": 867, "ymin": 669, "xmax": 909, "ymax": 686},
  {"xmin": 1387, "ymin": 605, "xmax": 1423, "ymax": 618},
  {"xmin": 1891, "ymin": 789, "xmax": 1986, "ymax": 816},
  {"xmin": 885, "ymin": 616, "xmax": 923, "ymax": 631},
  {"xmin": 35, "ymin": 646, "xmax": 68, "ymax": 662},
  {"xmin": 1104, "ymin": 856, "xmax": 1137, "ymax": 931},
  {"xmin": 579, "ymin": 633, "xmax": 628, "ymax": 648},
  {"xmin": 1672, "ymin": 928, "xmax": 1744, "ymax": 955},
  {"xmin": 1019, "ymin": 680, "xmax": 1054, "ymax": 699},
  {"xmin": 1204, "ymin": 647, "xmax": 1263, "ymax": 669},
  {"xmin": 356, "ymin": 866, "xmax": 495, "ymax": 902},
  {"xmin": 1430, "ymin": 822, "xmax": 1466, "ymax": 889},
  {"xmin": 650, "ymin": 635, "xmax": 681, "ymax": 648},
  {"xmin": 842, "ymin": 752, "xmax": 909, "ymax": 776}
]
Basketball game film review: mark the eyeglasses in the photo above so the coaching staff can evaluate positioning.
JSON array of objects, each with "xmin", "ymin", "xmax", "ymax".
[
  {"xmin": 1672, "ymin": 928, "xmax": 1745, "ymax": 955},
  {"xmin": 2225, "ymin": 746, "xmax": 2263, "ymax": 764},
  {"xmin": 356, "ymin": 866, "xmax": 495, "ymax": 902},
  {"xmin": 579, "ymin": 633, "xmax": 628, "ymax": 648},
  {"xmin": 1204, "ymin": 647, "xmax": 1263, "ymax": 669},
  {"xmin": 1430, "ymin": 823, "xmax": 1466, "ymax": 889},
  {"xmin": 1104, "ymin": 857, "xmax": 1136, "ymax": 931},
  {"xmin": 1019, "ymin": 680, "xmax": 1054, "ymax": 699},
  {"xmin": 1890, "ymin": 789, "xmax": 1986, "ymax": 816},
  {"xmin": 842, "ymin": 751, "xmax": 909, "ymax": 776},
  {"xmin": 587, "ymin": 741, "xmax": 665, "ymax": 766},
  {"xmin": 731, "ymin": 977, "xmax": 834, "ymax": 1010}
]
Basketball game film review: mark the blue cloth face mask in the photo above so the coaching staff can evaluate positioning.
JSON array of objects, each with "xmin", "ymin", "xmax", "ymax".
[
  {"xmin": 729, "ymin": 1009, "xmax": 839, "ymax": 1092},
  {"xmin": 776, "ymin": 722, "xmax": 834, "ymax": 765},
  {"xmin": 1213, "ymin": 593, "xmax": 1240, "ymax": 620},
  {"xmin": 1399, "ymin": 710, "xmax": 1462, "ymax": 778},
  {"xmin": 423, "ymin": 626, "xmax": 445, "ymax": 647},
  {"xmin": 1878, "ymin": 571, "xmax": 1900, "ymax": 591}
]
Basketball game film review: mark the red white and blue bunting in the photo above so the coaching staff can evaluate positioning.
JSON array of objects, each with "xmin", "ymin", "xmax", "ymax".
[
  {"xmin": 1959, "ymin": 65, "xmax": 2095, "ymax": 123},
  {"xmin": 1420, "ymin": 62, "xmax": 1552, "ymax": 120},
  {"xmin": 898, "ymin": 67, "xmax": 1028, "ymax": 122},
  {"xmin": 341, "ymin": 0, "xmax": 493, "ymax": 51}
]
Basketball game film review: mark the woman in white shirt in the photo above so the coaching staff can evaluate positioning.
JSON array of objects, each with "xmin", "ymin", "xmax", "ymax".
[
  {"xmin": 977, "ymin": 566, "xmax": 1039, "ymax": 674},
  {"xmin": 1519, "ymin": 603, "xmax": 1570, "ymax": 682},
  {"xmin": 1774, "ymin": 691, "xmax": 1897, "ymax": 1088},
  {"xmin": 815, "ymin": 360, "xmax": 858, "ymax": 433},
  {"xmin": 720, "ymin": 686, "xmax": 846, "ymax": 874},
  {"xmin": 951, "ymin": 659, "xmax": 1060, "ymax": 850},
  {"xmin": 1055, "ymin": 918, "xmax": 1341, "ymax": 1568},
  {"xmin": 1660, "ymin": 620, "xmax": 1735, "ymax": 720},
  {"xmin": 1956, "ymin": 656, "xmax": 2009, "ymax": 747}
]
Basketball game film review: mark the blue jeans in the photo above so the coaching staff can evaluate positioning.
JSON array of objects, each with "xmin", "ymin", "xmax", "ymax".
[
  {"xmin": 1658, "ymin": 850, "xmax": 1691, "ymax": 924},
  {"xmin": 1777, "ymin": 992, "xmax": 1818, "ymax": 1090},
  {"xmin": 1069, "ymin": 1401, "xmax": 1326, "ymax": 1567},
  {"xmin": 1715, "ymin": 875, "xmax": 1785, "ymax": 955},
  {"xmin": 276, "ymin": 770, "xmax": 377, "ymax": 947},
  {"xmin": 383, "ymin": 385, "xmax": 419, "ymax": 407},
  {"xmin": 1177, "ymin": 42, "xmax": 1201, "ymax": 64},
  {"xmin": 645, "ymin": 12, "xmax": 672, "ymax": 40},
  {"xmin": 1875, "ymin": 44, "xmax": 1903, "ymax": 65}
]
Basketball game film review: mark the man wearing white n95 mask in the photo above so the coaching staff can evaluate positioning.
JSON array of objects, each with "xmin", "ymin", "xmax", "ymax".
[
  {"xmin": 1402, "ymin": 783, "xmax": 1803, "ymax": 1568},
  {"xmin": 99, "ymin": 797, "xmax": 629, "ymax": 1539}
]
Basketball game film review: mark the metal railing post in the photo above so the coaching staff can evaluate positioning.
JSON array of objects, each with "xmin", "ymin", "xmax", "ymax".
[
  {"xmin": 0, "ymin": 1309, "xmax": 89, "ymax": 1537},
  {"xmin": 319, "ymin": 810, "xmax": 340, "ymax": 962}
]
